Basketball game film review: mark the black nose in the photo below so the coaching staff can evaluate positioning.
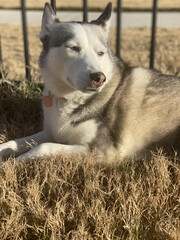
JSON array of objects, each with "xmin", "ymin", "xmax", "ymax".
[{"xmin": 90, "ymin": 72, "xmax": 106, "ymax": 83}]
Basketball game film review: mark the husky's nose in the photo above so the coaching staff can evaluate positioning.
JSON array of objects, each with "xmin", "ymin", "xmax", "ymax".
[{"xmin": 90, "ymin": 72, "xmax": 106, "ymax": 87}]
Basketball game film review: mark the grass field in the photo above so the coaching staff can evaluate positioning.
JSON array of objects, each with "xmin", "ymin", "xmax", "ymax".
[
  {"xmin": 0, "ymin": 14, "xmax": 180, "ymax": 239},
  {"xmin": 0, "ymin": 0, "xmax": 180, "ymax": 10},
  {"xmin": 0, "ymin": 79, "xmax": 180, "ymax": 239}
]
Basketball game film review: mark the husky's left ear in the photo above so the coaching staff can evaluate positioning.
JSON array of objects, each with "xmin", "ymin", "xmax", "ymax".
[{"xmin": 91, "ymin": 2, "xmax": 112, "ymax": 35}]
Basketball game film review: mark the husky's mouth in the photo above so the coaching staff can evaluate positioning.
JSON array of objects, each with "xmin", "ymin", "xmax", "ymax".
[
  {"xmin": 66, "ymin": 77, "xmax": 98, "ymax": 93},
  {"xmin": 86, "ymin": 87, "xmax": 98, "ymax": 92}
]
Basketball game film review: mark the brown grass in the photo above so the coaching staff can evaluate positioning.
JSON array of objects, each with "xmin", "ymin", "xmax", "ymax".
[
  {"xmin": 0, "ymin": 71, "xmax": 180, "ymax": 239},
  {"xmin": 1, "ymin": 24, "xmax": 180, "ymax": 80},
  {"xmin": 0, "ymin": 21, "xmax": 180, "ymax": 239},
  {"xmin": 0, "ymin": 151, "xmax": 180, "ymax": 239},
  {"xmin": 0, "ymin": 109, "xmax": 180, "ymax": 240},
  {"xmin": 0, "ymin": 0, "xmax": 180, "ymax": 9}
]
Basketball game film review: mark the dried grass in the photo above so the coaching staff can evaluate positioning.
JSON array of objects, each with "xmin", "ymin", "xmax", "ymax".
[
  {"xmin": 0, "ymin": 18, "xmax": 180, "ymax": 239},
  {"xmin": 0, "ymin": 147, "xmax": 180, "ymax": 239},
  {"xmin": 0, "ymin": 73, "xmax": 180, "ymax": 239}
]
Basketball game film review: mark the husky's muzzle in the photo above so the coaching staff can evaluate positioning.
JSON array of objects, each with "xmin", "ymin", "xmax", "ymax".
[{"xmin": 90, "ymin": 72, "xmax": 106, "ymax": 87}]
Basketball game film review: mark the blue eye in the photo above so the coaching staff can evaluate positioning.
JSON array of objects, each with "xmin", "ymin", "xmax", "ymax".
[{"xmin": 98, "ymin": 51, "xmax": 104, "ymax": 56}]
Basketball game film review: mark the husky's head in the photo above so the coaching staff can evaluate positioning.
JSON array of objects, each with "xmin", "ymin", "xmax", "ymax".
[{"xmin": 39, "ymin": 2, "xmax": 115, "ymax": 97}]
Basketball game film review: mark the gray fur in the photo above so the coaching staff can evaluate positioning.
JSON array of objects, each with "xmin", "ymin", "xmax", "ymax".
[
  {"xmin": 39, "ymin": 23, "xmax": 74, "ymax": 68},
  {"xmin": 86, "ymin": 66, "xmax": 180, "ymax": 160},
  {"xmin": 49, "ymin": 24, "xmax": 74, "ymax": 48}
]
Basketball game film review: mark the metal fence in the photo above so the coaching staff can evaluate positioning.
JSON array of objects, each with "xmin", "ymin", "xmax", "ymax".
[{"xmin": 0, "ymin": 0, "xmax": 158, "ymax": 82}]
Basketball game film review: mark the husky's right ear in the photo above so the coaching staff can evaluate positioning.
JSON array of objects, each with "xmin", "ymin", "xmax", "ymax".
[
  {"xmin": 40, "ymin": 2, "xmax": 60, "ymax": 42},
  {"xmin": 91, "ymin": 2, "xmax": 112, "ymax": 34}
]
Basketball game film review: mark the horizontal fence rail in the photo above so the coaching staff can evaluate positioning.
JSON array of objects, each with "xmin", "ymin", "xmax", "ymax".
[{"xmin": 1, "ymin": 0, "xmax": 159, "ymax": 81}]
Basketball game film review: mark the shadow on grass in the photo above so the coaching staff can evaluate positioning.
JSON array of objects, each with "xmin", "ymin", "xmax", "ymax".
[{"xmin": 0, "ymin": 79, "xmax": 42, "ymax": 142}]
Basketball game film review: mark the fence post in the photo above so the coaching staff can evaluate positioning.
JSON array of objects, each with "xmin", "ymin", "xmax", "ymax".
[
  {"xmin": 51, "ymin": 0, "xmax": 56, "ymax": 14},
  {"xmin": 116, "ymin": 0, "xmax": 122, "ymax": 58},
  {"xmin": 150, "ymin": 0, "xmax": 158, "ymax": 69},
  {"xmin": 0, "ymin": 36, "xmax": 3, "ymax": 79},
  {"xmin": 83, "ymin": 0, "xmax": 88, "ymax": 22},
  {"xmin": 21, "ymin": 0, "xmax": 31, "ymax": 82},
  {"xmin": 0, "ymin": 36, "xmax": 2, "ymax": 64}
]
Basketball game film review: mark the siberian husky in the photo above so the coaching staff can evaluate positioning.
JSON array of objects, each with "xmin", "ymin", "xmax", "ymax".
[{"xmin": 1, "ymin": 2, "xmax": 180, "ymax": 162}]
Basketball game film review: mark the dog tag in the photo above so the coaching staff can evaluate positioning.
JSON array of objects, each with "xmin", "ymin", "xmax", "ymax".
[{"xmin": 43, "ymin": 95, "xmax": 53, "ymax": 107}]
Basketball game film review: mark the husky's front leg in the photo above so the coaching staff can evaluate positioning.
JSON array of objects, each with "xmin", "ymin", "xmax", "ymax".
[
  {"xmin": 15, "ymin": 143, "xmax": 88, "ymax": 162},
  {"xmin": 0, "ymin": 131, "xmax": 48, "ymax": 159}
]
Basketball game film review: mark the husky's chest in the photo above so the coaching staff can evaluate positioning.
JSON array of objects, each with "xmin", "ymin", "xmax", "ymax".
[{"xmin": 43, "ymin": 92, "xmax": 98, "ymax": 145}]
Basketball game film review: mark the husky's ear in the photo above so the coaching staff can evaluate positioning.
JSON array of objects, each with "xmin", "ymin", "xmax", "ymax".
[
  {"xmin": 91, "ymin": 2, "xmax": 112, "ymax": 34},
  {"xmin": 40, "ymin": 2, "xmax": 60, "ymax": 42}
]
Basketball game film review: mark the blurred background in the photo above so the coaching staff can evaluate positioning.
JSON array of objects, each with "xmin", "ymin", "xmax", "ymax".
[{"xmin": 0, "ymin": 0, "xmax": 180, "ymax": 80}]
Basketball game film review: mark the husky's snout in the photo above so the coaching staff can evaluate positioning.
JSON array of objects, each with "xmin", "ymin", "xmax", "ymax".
[{"xmin": 90, "ymin": 72, "xmax": 106, "ymax": 87}]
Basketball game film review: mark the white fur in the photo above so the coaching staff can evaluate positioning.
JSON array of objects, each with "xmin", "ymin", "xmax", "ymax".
[
  {"xmin": 41, "ymin": 24, "xmax": 114, "ymax": 98},
  {"xmin": 43, "ymin": 89, "xmax": 98, "ymax": 145},
  {"xmin": 0, "ymin": 5, "xmax": 113, "ymax": 161}
]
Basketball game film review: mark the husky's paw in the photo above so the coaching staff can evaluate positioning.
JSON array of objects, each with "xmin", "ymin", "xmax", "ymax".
[
  {"xmin": 14, "ymin": 144, "xmax": 45, "ymax": 162},
  {"xmin": 0, "ymin": 141, "xmax": 17, "ymax": 158}
]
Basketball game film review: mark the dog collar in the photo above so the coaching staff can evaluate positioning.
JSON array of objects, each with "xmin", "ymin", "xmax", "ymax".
[{"xmin": 43, "ymin": 91, "xmax": 54, "ymax": 108}]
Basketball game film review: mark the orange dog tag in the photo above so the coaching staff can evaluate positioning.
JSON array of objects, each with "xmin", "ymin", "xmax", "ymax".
[{"xmin": 43, "ymin": 95, "xmax": 53, "ymax": 107}]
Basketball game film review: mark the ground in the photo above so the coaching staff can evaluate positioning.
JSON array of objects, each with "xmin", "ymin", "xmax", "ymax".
[{"xmin": 0, "ymin": 1, "xmax": 180, "ymax": 239}]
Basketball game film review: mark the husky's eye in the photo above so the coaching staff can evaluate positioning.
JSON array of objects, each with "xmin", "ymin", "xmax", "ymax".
[
  {"xmin": 65, "ymin": 44, "xmax": 80, "ymax": 53},
  {"xmin": 98, "ymin": 51, "xmax": 104, "ymax": 56},
  {"xmin": 69, "ymin": 46, "xmax": 80, "ymax": 52}
]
